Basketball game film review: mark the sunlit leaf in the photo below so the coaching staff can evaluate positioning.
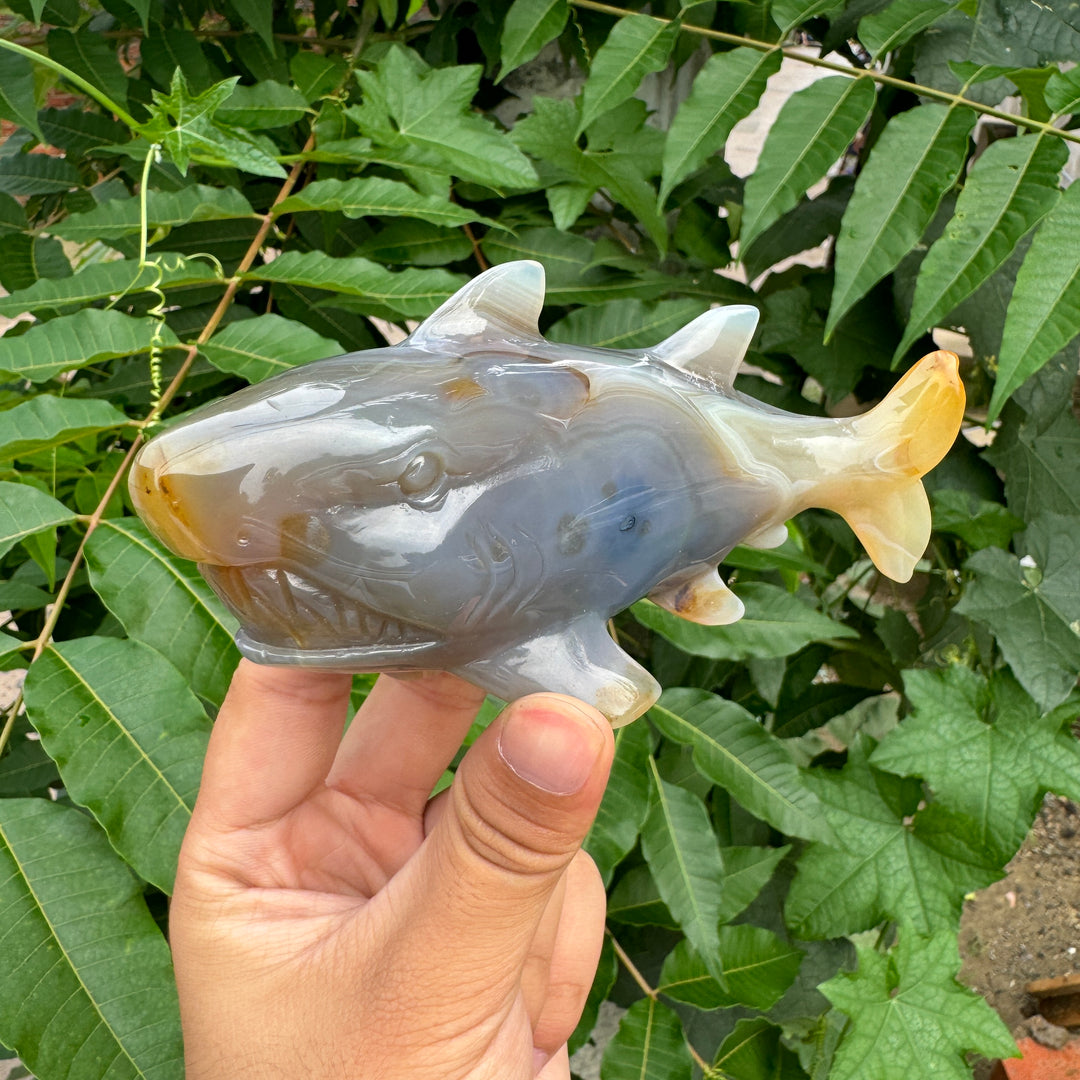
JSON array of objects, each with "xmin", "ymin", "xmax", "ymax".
[
  {"xmin": 741, "ymin": 77, "xmax": 875, "ymax": 254},
  {"xmin": 579, "ymin": 14, "xmax": 679, "ymax": 137},
  {"xmin": 199, "ymin": 313, "xmax": 342, "ymax": 382},
  {"xmin": 50, "ymin": 184, "xmax": 257, "ymax": 241},
  {"xmin": 0, "ymin": 396, "xmax": 131, "ymax": 465},
  {"xmin": 0, "ymin": 308, "xmax": 179, "ymax": 383},
  {"xmin": 85, "ymin": 517, "xmax": 240, "ymax": 708},
  {"xmin": 275, "ymin": 176, "xmax": 498, "ymax": 228},
  {"xmin": 826, "ymin": 104, "xmax": 976, "ymax": 338},
  {"xmin": 0, "ymin": 255, "xmax": 221, "ymax": 317},
  {"xmin": 0, "ymin": 798, "xmax": 184, "ymax": 1078},
  {"xmin": 0, "ymin": 482, "xmax": 78, "ymax": 559},
  {"xmin": 23, "ymin": 637, "xmax": 211, "ymax": 893},
  {"xmin": 990, "ymin": 181, "xmax": 1080, "ymax": 421},
  {"xmin": 651, "ymin": 688, "xmax": 831, "ymax": 842},
  {"xmin": 658, "ymin": 926, "xmax": 803, "ymax": 1010},
  {"xmin": 823, "ymin": 932, "xmax": 1015, "ymax": 1080},
  {"xmin": 498, "ymin": 0, "xmax": 569, "ymax": 80},
  {"xmin": 641, "ymin": 762, "xmax": 726, "ymax": 983},
  {"xmin": 896, "ymin": 134, "xmax": 1066, "ymax": 364},
  {"xmin": 600, "ymin": 997, "xmax": 692, "ymax": 1080},
  {"xmin": 217, "ymin": 80, "xmax": 309, "ymax": 128},
  {"xmin": 249, "ymin": 250, "xmax": 466, "ymax": 319},
  {"xmin": 859, "ymin": 0, "xmax": 956, "ymax": 60},
  {"xmin": 660, "ymin": 47, "xmax": 780, "ymax": 206}
]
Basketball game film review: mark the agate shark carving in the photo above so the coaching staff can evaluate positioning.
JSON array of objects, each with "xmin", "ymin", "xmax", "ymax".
[{"xmin": 130, "ymin": 261, "xmax": 965, "ymax": 724}]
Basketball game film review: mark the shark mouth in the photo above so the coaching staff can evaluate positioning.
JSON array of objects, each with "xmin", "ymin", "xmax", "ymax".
[{"xmin": 201, "ymin": 564, "xmax": 437, "ymax": 654}]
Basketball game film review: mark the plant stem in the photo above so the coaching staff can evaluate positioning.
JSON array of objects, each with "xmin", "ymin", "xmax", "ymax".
[
  {"xmin": 606, "ymin": 929, "xmax": 714, "ymax": 1075},
  {"xmin": 569, "ymin": 0, "xmax": 1080, "ymax": 146},
  {"xmin": 0, "ymin": 37, "xmax": 140, "ymax": 130}
]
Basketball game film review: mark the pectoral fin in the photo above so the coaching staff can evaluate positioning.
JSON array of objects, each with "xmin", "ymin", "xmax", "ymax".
[
  {"xmin": 453, "ymin": 621, "xmax": 660, "ymax": 727},
  {"xmin": 650, "ymin": 565, "xmax": 745, "ymax": 626}
]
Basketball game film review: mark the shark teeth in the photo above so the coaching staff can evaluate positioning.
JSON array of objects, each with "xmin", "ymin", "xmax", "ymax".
[{"xmin": 202, "ymin": 564, "xmax": 432, "ymax": 651}]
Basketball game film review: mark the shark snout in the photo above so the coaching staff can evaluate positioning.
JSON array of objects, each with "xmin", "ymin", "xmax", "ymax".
[{"xmin": 129, "ymin": 432, "xmax": 268, "ymax": 565}]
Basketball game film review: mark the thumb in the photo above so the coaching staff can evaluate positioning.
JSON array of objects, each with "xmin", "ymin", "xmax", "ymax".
[{"xmin": 398, "ymin": 694, "xmax": 613, "ymax": 989}]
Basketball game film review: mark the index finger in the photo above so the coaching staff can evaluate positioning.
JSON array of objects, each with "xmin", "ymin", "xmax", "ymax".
[{"xmin": 193, "ymin": 660, "xmax": 352, "ymax": 830}]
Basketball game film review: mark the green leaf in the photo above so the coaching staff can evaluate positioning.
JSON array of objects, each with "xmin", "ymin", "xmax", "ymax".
[
  {"xmin": 0, "ymin": 308, "xmax": 179, "ymax": 383},
  {"xmin": 712, "ymin": 1017, "xmax": 810, "ymax": 1080},
  {"xmin": 600, "ymin": 997, "xmax": 692, "ymax": 1080},
  {"xmin": 772, "ymin": 0, "xmax": 845, "ymax": 32},
  {"xmin": 931, "ymin": 489, "xmax": 1023, "ymax": 549},
  {"xmin": 23, "ymin": 637, "xmax": 211, "ymax": 893},
  {"xmin": 741, "ymin": 77, "xmax": 875, "ymax": 254},
  {"xmin": 200, "ymin": 313, "xmax": 342, "ymax": 382},
  {"xmin": 0, "ymin": 48, "xmax": 42, "ymax": 139},
  {"xmin": 585, "ymin": 717, "xmax": 652, "ymax": 886},
  {"xmin": 640, "ymin": 762, "xmax": 726, "ymax": 983},
  {"xmin": 658, "ymin": 926, "xmax": 803, "ymax": 1010},
  {"xmin": 785, "ymin": 739, "xmax": 1000, "ymax": 937},
  {"xmin": 356, "ymin": 220, "xmax": 473, "ymax": 267},
  {"xmin": 1046, "ymin": 65, "xmax": 1080, "ymax": 113},
  {"xmin": 0, "ymin": 714, "xmax": 57, "ymax": 796},
  {"xmin": 896, "ymin": 134, "xmax": 1066, "ymax": 364},
  {"xmin": 859, "ymin": 0, "xmax": 957, "ymax": 60},
  {"xmin": 990, "ymin": 180, "xmax": 1080, "ymax": 421},
  {"xmin": 217, "ymin": 80, "xmax": 310, "ymax": 128},
  {"xmin": 607, "ymin": 864, "xmax": 678, "ymax": 928},
  {"xmin": 823, "ymin": 931, "xmax": 1015, "ymax": 1080},
  {"xmin": 826, "ymin": 104, "xmax": 976, "ymax": 338},
  {"xmin": 633, "ymin": 583, "xmax": 856, "ymax": 662},
  {"xmin": 228, "ymin": 0, "xmax": 275, "ymax": 50},
  {"xmin": 0, "ymin": 255, "xmax": 221, "ymax": 317},
  {"xmin": 0, "ymin": 396, "xmax": 130, "ymax": 465},
  {"xmin": 51, "ymin": 184, "xmax": 257, "ymax": 241},
  {"xmin": 0, "ymin": 799, "xmax": 184, "ymax": 1077},
  {"xmin": 871, "ymin": 666, "xmax": 1080, "ymax": 863},
  {"xmin": 650, "ymin": 688, "xmax": 831, "ymax": 842},
  {"xmin": 0, "ymin": 234, "xmax": 72, "ymax": 294},
  {"xmin": 718, "ymin": 844, "xmax": 791, "ymax": 922},
  {"xmin": 956, "ymin": 513, "xmax": 1080, "ymax": 709},
  {"xmin": 85, "ymin": 517, "xmax": 240, "ymax": 708},
  {"xmin": 253, "ymin": 251, "xmax": 466, "ymax": 319},
  {"xmin": 498, "ymin": 0, "xmax": 569, "ymax": 80},
  {"xmin": 38, "ymin": 107, "xmax": 131, "ymax": 156},
  {"xmin": 275, "ymin": 176, "xmax": 497, "ymax": 229},
  {"xmin": 140, "ymin": 27, "xmax": 214, "ymax": 94},
  {"xmin": 986, "ymin": 353, "xmax": 1080, "ymax": 519},
  {"xmin": 659, "ymin": 47, "xmax": 780, "ymax": 206},
  {"xmin": 546, "ymin": 297, "xmax": 709, "ymax": 350},
  {"xmin": 47, "ymin": 27, "xmax": 129, "ymax": 110},
  {"xmin": 0, "ymin": 152, "xmax": 81, "ymax": 196},
  {"xmin": 578, "ymin": 14, "xmax": 679, "ymax": 137},
  {"xmin": 290, "ymin": 52, "xmax": 345, "ymax": 103},
  {"xmin": 352, "ymin": 47, "xmax": 538, "ymax": 191},
  {"xmin": 0, "ymin": 482, "xmax": 78, "ymax": 559}
]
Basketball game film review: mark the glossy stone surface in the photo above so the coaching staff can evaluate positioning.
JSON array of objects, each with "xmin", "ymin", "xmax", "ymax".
[{"xmin": 130, "ymin": 261, "xmax": 965, "ymax": 723}]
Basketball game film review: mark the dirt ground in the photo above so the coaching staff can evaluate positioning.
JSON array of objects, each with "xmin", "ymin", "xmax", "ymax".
[{"xmin": 960, "ymin": 795, "xmax": 1080, "ymax": 1076}]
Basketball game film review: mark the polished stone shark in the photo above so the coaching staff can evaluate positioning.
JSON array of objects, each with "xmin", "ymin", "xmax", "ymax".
[{"xmin": 130, "ymin": 260, "xmax": 964, "ymax": 724}]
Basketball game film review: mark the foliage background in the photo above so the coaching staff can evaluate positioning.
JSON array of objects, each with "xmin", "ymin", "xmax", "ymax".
[{"xmin": 1, "ymin": 0, "xmax": 1080, "ymax": 1076}]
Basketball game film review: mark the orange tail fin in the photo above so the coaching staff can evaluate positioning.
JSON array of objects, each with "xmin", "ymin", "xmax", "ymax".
[{"xmin": 816, "ymin": 351, "xmax": 965, "ymax": 582}]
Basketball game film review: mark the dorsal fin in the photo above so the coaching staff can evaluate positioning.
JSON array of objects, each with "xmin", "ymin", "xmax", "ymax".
[
  {"xmin": 409, "ymin": 260, "xmax": 545, "ymax": 348},
  {"xmin": 651, "ymin": 305, "xmax": 759, "ymax": 387}
]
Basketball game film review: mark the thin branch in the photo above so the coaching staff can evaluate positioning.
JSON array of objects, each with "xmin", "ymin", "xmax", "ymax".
[
  {"xmin": 0, "ymin": 38, "xmax": 139, "ymax": 129},
  {"xmin": 607, "ymin": 929, "xmax": 714, "ymax": 1075},
  {"xmin": 569, "ymin": 0, "xmax": 1080, "ymax": 146}
]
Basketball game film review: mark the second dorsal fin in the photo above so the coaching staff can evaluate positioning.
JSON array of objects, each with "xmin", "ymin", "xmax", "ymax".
[
  {"xmin": 651, "ymin": 305, "xmax": 759, "ymax": 387},
  {"xmin": 409, "ymin": 260, "xmax": 546, "ymax": 348}
]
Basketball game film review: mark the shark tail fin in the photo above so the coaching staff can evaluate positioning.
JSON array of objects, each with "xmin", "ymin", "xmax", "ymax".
[{"xmin": 817, "ymin": 350, "xmax": 965, "ymax": 583}]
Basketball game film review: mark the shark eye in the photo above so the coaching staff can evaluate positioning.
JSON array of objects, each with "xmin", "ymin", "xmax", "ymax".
[{"xmin": 399, "ymin": 451, "xmax": 444, "ymax": 498}]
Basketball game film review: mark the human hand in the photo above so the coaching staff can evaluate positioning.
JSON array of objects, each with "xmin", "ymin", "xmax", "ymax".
[{"xmin": 169, "ymin": 660, "xmax": 615, "ymax": 1079}]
